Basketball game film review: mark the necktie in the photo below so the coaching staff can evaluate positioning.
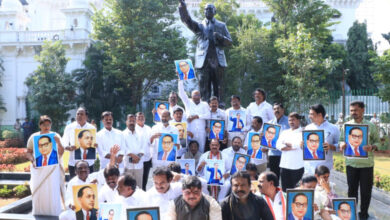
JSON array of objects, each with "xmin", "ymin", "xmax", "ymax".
[
  {"xmin": 43, "ymin": 155, "xmax": 47, "ymax": 166},
  {"xmin": 215, "ymin": 170, "xmax": 219, "ymax": 180},
  {"xmin": 268, "ymin": 141, "xmax": 272, "ymax": 148},
  {"xmin": 184, "ymin": 72, "xmax": 188, "ymax": 80},
  {"xmin": 83, "ymin": 150, "xmax": 87, "ymax": 160},
  {"xmin": 162, "ymin": 152, "xmax": 167, "ymax": 160},
  {"xmin": 354, "ymin": 147, "xmax": 360, "ymax": 156},
  {"xmin": 86, "ymin": 211, "xmax": 90, "ymax": 220},
  {"xmin": 252, "ymin": 149, "xmax": 257, "ymax": 158},
  {"xmin": 237, "ymin": 118, "xmax": 242, "ymax": 129},
  {"xmin": 313, "ymin": 151, "xmax": 318, "ymax": 159}
]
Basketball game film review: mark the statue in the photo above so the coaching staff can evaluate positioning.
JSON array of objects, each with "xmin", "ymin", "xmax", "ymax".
[{"xmin": 179, "ymin": 0, "xmax": 232, "ymax": 101}]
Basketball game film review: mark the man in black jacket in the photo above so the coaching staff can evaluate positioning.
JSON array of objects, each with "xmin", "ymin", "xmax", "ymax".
[{"xmin": 220, "ymin": 171, "xmax": 273, "ymax": 220}]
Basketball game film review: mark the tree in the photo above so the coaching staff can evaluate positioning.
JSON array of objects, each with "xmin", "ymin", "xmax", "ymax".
[
  {"xmin": 0, "ymin": 58, "xmax": 6, "ymax": 111},
  {"xmin": 346, "ymin": 21, "xmax": 377, "ymax": 90},
  {"xmin": 25, "ymin": 41, "xmax": 76, "ymax": 130},
  {"xmin": 92, "ymin": 0, "xmax": 187, "ymax": 109},
  {"xmin": 372, "ymin": 50, "xmax": 390, "ymax": 102}
]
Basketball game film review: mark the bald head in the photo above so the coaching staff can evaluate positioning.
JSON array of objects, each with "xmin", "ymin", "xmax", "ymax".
[
  {"xmin": 191, "ymin": 90, "xmax": 201, "ymax": 104},
  {"xmin": 161, "ymin": 110, "xmax": 171, "ymax": 125}
]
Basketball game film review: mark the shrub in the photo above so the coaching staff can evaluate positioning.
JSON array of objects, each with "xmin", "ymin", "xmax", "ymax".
[
  {"xmin": 0, "ymin": 148, "xmax": 28, "ymax": 164},
  {"xmin": 13, "ymin": 184, "xmax": 30, "ymax": 198},
  {"xmin": 0, "ymin": 185, "xmax": 13, "ymax": 198},
  {"xmin": 2, "ymin": 130, "xmax": 19, "ymax": 139}
]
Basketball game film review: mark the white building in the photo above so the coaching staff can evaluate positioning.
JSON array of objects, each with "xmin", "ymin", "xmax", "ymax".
[{"xmin": 1, "ymin": 0, "xmax": 389, "ymax": 126}]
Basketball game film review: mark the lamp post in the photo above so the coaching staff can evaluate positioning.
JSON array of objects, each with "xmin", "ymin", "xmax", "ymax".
[{"xmin": 342, "ymin": 69, "xmax": 349, "ymax": 120}]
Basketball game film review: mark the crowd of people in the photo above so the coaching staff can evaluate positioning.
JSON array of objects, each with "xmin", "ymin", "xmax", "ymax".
[{"xmin": 25, "ymin": 78, "xmax": 380, "ymax": 220}]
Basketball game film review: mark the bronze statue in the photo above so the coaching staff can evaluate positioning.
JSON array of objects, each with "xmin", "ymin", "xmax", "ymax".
[{"xmin": 179, "ymin": 0, "xmax": 232, "ymax": 101}]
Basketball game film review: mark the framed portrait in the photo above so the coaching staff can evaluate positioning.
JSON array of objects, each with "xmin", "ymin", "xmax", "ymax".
[
  {"xmin": 209, "ymin": 120, "xmax": 225, "ymax": 140},
  {"xmin": 230, "ymin": 153, "xmax": 250, "ymax": 175},
  {"xmin": 33, "ymin": 133, "xmax": 59, "ymax": 167},
  {"xmin": 344, "ymin": 124, "xmax": 369, "ymax": 158},
  {"xmin": 205, "ymin": 159, "xmax": 225, "ymax": 185},
  {"xmin": 228, "ymin": 110, "xmax": 246, "ymax": 132},
  {"xmin": 72, "ymin": 184, "xmax": 99, "ymax": 220},
  {"xmin": 247, "ymin": 132, "xmax": 263, "ymax": 159},
  {"xmin": 302, "ymin": 130, "xmax": 325, "ymax": 161},
  {"xmin": 154, "ymin": 101, "xmax": 169, "ymax": 122},
  {"xmin": 332, "ymin": 198, "xmax": 357, "ymax": 220},
  {"xmin": 171, "ymin": 122, "xmax": 187, "ymax": 140},
  {"xmin": 157, "ymin": 133, "xmax": 178, "ymax": 162},
  {"xmin": 127, "ymin": 207, "xmax": 160, "ymax": 220},
  {"xmin": 251, "ymin": 180, "xmax": 260, "ymax": 194},
  {"xmin": 175, "ymin": 59, "xmax": 195, "ymax": 81},
  {"xmin": 177, "ymin": 159, "xmax": 195, "ymax": 176},
  {"xmin": 99, "ymin": 203, "xmax": 122, "ymax": 220},
  {"xmin": 286, "ymin": 189, "xmax": 314, "ymax": 220},
  {"xmin": 261, "ymin": 123, "xmax": 281, "ymax": 149},
  {"xmin": 74, "ymin": 128, "xmax": 97, "ymax": 160}
]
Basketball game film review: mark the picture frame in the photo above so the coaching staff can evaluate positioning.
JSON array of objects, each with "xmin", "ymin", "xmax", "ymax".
[
  {"xmin": 209, "ymin": 120, "xmax": 225, "ymax": 140},
  {"xmin": 177, "ymin": 159, "xmax": 195, "ymax": 176},
  {"xmin": 33, "ymin": 133, "xmax": 59, "ymax": 167},
  {"xmin": 99, "ymin": 203, "xmax": 122, "ymax": 220},
  {"xmin": 171, "ymin": 122, "xmax": 187, "ymax": 140},
  {"xmin": 74, "ymin": 128, "xmax": 97, "ymax": 160},
  {"xmin": 332, "ymin": 198, "xmax": 357, "ymax": 220},
  {"xmin": 126, "ymin": 207, "xmax": 160, "ymax": 220},
  {"xmin": 344, "ymin": 124, "xmax": 369, "ymax": 158},
  {"xmin": 154, "ymin": 101, "xmax": 169, "ymax": 123},
  {"xmin": 286, "ymin": 189, "xmax": 314, "ymax": 220},
  {"xmin": 205, "ymin": 159, "xmax": 225, "ymax": 185},
  {"xmin": 72, "ymin": 184, "xmax": 99, "ymax": 220},
  {"xmin": 175, "ymin": 59, "xmax": 195, "ymax": 81},
  {"xmin": 228, "ymin": 110, "xmax": 246, "ymax": 132},
  {"xmin": 157, "ymin": 133, "xmax": 178, "ymax": 162},
  {"xmin": 302, "ymin": 130, "xmax": 325, "ymax": 161},
  {"xmin": 247, "ymin": 132, "xmax": 263, "ymax": 159},
  {"xmin": 230, "ymin": 153, "xmax": 250, "ymax": 175},
  {"xmin": 261, "ymin": 123, "xmax": 281, "ymax": 149}
]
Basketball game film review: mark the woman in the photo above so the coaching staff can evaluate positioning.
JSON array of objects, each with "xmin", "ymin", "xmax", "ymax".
[{"xmin": 26, "ymin": 115, "xmax": 65, "ymax": 216}]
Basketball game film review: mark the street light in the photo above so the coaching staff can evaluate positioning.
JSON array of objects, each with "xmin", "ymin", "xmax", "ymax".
[{"xmin": 342, "ymin": 68, "xmax": 349, "ymax": 120}]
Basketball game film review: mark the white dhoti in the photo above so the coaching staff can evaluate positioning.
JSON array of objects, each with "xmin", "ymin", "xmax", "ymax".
[{"xmin": 30, "ymin": 163, "xmax": 65, "ymax": 216}]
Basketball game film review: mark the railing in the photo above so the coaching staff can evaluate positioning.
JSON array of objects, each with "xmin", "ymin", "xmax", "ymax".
[{"xmin": 0, "ymin": 29, "xmax": 91, "ymax": 44}]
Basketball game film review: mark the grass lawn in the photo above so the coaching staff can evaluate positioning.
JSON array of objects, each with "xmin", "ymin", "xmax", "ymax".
[{"xmin": 334, "ymin": 152, "xmax": 390, "ymax": 176}]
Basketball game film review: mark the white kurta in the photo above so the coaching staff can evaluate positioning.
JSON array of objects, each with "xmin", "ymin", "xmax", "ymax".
[
  {"xmin": 96, "ymin": 127, "xmax": 125, "ymax": 169},
  {"xmin": 145, "ymin": 182, "xmax": 182, "ymax": 217}
]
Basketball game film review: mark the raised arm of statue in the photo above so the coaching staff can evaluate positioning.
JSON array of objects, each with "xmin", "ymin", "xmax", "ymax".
[{"xmin": 178, "ymin": 0, "xmax": 201, "ymax": 34}]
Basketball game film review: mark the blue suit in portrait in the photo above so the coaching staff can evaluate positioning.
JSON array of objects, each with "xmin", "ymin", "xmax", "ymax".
[
  {"xmin": 209, "ymin": 131, "xmax": 224, "ymax": 140},
  {"xmin": 206, "ymin": 167, "xmax": 223, "ymax": 185},
  {"xmin": 158, "ymin": 149, "xmax": 176, "ymax": 161},
  {"xmin": 36, "ymin": 150, "xmax": 58, "ymax": 167},
  {"xmin": 304, "ymin": 147, "xmax": 324, "ymax": 159},
  {"xmin": 260, "ymin": 136, "xmax": 276, "ymax": 148},
  {"xmin": 345, "ymin": 143, "xmax": 367, "ymax": 157},
  {"xmin": 247, "ymin": 149, "xmax": 262, "ymax": 159},
  {"xmin": 75, "ymin": 148, "xmax": 96, "ymax": 160},
  {"xmin": 288, "ymin": 212, "xmax": 311, "ymax": 220},
  {"xmin": 229, "ymin": 117, "xmax": 244, "ymax": 132},
  {"xmin": 181, "ymin": 168, "xmax": 193, "ymax": 175},
  {"xmin": 179, "ymin": 69, "xmax": 195, "ymax": 80}
]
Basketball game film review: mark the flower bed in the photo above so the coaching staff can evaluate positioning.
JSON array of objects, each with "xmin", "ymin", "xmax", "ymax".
[{"xmin": 0, "ymin": 148, "xmax": 29, "ymax": 172}]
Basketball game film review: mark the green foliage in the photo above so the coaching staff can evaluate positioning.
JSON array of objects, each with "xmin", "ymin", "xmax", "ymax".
[
  {"xmin": 0, "ymin": 57, "xmax": 6, "ymax": 111},
  {"xmin": 1, "ymin": 130, "xmax": 19, "ymax": 139},
  {"xmin": 372, "ymin": 50, "xmax": 390, "ymax": 102},
  {"xmin": 346, "ymin": 21, "xmax": 377, "ymax": 90},
  {"xmin": 13, "ymin": 184, "xmax": 30, "ymax": 198},
  {"xmin": 25, "ymin": 41, "xmax": 76, "ymax": 131},
  {"xmin": 92, "ymin": 0, "xmax": 187, "ymax": 107},
  {"xmin": 0, "ymin": 185, "xmax": 13, "ymax": 198},
  {"xmin": 320, "ymin": 42, "xmax": 347, "ymax": 91}
]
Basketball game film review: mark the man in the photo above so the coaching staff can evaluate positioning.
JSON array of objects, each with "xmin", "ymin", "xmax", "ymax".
[
  {"xmin": 182, "ymin": 140, "xmax": 202, "ymax": 167},
  {"xmin": 22, "ymin": 118, "xmax": 33, "ymax": 145},
  {"xmin": 150, "ymin": 110, "xmax": 180, "ymax": 166},
  {"xmin": 276, "ymin": 113, "xmax": 304, "ymax": 192},
  {"xmin": 135, "ymin": 112, "xmax": 153, "ymax": 191},
  {"xmin": 339, "ymin": 101, "xmax": 379, "ymax": 220},
  {"xmin": 248, "ymin": 134, "xmax": 262, "ymax": 159},
  {"xmin": 116, "ymin": 174, "xmax": 146, "ymax": 207},
  {"xmin": 166, "ymin": 176, "xmax": 222, "ymax": 220},
  {"xmin": 135, "ymin": 212, "xmax": 153, "ymax": 220},
  {"xmin": 345, "ymin": 127, "xmax": 366, "ymax": 157},
  {"xmin": 96, "ymin": 111, "xmax": 125, "ymax": 169},
  {"xmin": 181, "ymin": 163, "xmax": 193, "ymax": 175},
  {"xmin": 268, "ymin": 103, "xmax": 290, "ymax": 179},
  {"xmin": 36, "ymin": 135, "xmax": 58, "ymax": 167},
  {"xmin": 261, "ymin": 126, "xmax": 277, "ymax": 148},
  {"xmin": 99, "ymin": 166, "xmax": 120, "ymax": 203},
  {"xmin": 178, "ymin": 60, "xmax": 195, "ymax": 80},
  {"xmin": 220, "ymin": 171, "xmax": 273, "ymax": 220},
  {"xmin": 179, "ymin": 0, "xmax": 232, "ymax": 100},
  {"xmin": 226, "ymin": 95, "xmax": 249, "ymax": 145},
  {"xmin": 123, "ymin": 114, "xmax": 144, "ymax": 188},
  {"xmin": 258, "ymin": 171, "xmax": 286, "ymax": 220},
  {"xmin": 231, "ymin": 155, "xmax": 247, "ymax": 175},
  {"xmin": 76, "ymin": 186, "xmax": 97, "ymax": 220},
  {"xmin": 146, "ymin": 167, "xmax": 182, "ymax": 217},
  {"xmin": 304, "ymin": 104, "xmax": 340, "ymax": 174},
  {"xmin": 178, "ymin": 78, "xmax": 209, "ymax": 153},
  {"xmin": 14, "ymin": 118, "xmax": 21, "ymax": 132},
  {"xmin": 168, "ymin": 91, "xmax": 185, "ymax": 118},
  {"xmin": 222, "ymin": 136, "xmax": 246, "ymax": 172},
  {"xmin": 370, "ymin": 112, "xmax": 380, "ymax": 125},
  {"xmin": 288, "ymin": 193, "xmax": 310, "ymax": 220},
  {"xmin": 104, "ymin": 209, "xmax": 115, "ymax": 220},
  {"xmin": 175, "ymin": 123, "xmax": 185, "ymax": 140},
  {"xmin": 63, "ymin": 107, "xmax": 96, "ymax": 178},
  {"xmin": 304, "ymin": 133, "xmax": 324, "ymax": 160},
  {"xmin": 229, "ymin": 113, "xmax": 244, "ymax": 132},
  {"xmin": 155, "ymin": 103, "xmax": 167, "ymax": 122},
  {"xmin": 337, "ymin": 202, "xmax": 352, "ymax": 220},
  {"xmin": 75, "ymin": 130, "xmax": 96, "ymax": 160},
  {"xmin": 245, "ymin": 116, "xmax": 268, "ymax": 173},
  {"xmin": 246, "ymin": 88, "xmax": 274, "ymax": 126},
  {"xmin": 207, "ymin": 162, "xmax": 224, "ymax": 185},
  {"xmin": 210, "ymin": 121, "xmax": 224, "ymax": 140},
  {"xmin": 206, "ymin": 96, "xmax": 227, "ymax": 151}
]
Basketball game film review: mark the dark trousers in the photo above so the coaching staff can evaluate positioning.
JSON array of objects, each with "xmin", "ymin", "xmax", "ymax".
[
  {"xmin": 268, "ymin": 156, "xmax": 281, "ymax": 179},
  {"xmin": 346, "ymin": 166, "xmax": 373, "ymax": 218},
  {"xmin": 197, "ymin": 65, "xmax": 224, "ymax": 101},
  {"xmin": 142, "ymin": 159, "xmax": 153, "ymax": 191},
  {"xmin": 68, "ymin": 165, "xmax": 94, "ymax": 179},
  {"xmin": 280, "ymin": 167, "xmax": 304, "ymax": 192}
]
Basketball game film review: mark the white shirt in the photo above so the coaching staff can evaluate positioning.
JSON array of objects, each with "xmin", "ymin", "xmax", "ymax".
[
  {"xmin": 262, "ymin": 189, "xmax": 286, "ymax": 220},
  {"xmin": 208, "ymin": 108, "xmax": 227, "ymax": 125},
  {"xmin": 122, "ymin": 128, "xmax": 144, "ymax": 169},
  {"xmin": 116, "ymin": 187, "xmax": 147, "ymax": 217},
  {"xmin": 197, "ymin": 151, "xmax": 230, "ymax": 177},
  {"xmin": 245, "ymin": 129, "xmax": 267, "ymax": 165},
  {"xmin": 135, "ymin": 124, "xmax": 152, "ymax": 161},
  {"xmin": 62, "ymin": 122, "xmax": 96, "ymax": 166},
  {"xmin": 304, "ymin": 120, "xmax": 340, "ymax": 174},
  {"xmin": 96, "ymin": 127, "xmax": 125, "ymax": 169},
  {"xmin": 169, "ymin": 104, "xmax": 187, "ymax": 120},
  {"xmin": 221, "ymin": 146, "xmax": 247, "ymax": 172},
  {"xmin": 146, "ymin": 182, "xmax": 182, "ymax": 216},
  {"xmin": 277, "ymin": 127, "xmax": 304, "ymax": 170},
  {"xmin": 150, "ymin": 123, "xmax": 179, "ymax": 167},
  {"xmin": 178, "ymin": 80, "xmax": 209, "ymax": 133},
  {"xmin": 246, "ymin": 101, "xmax": 274, "ymax": 124},
  {"xmin": 98, "ymin": 183, "xmax": 119, "ymax": 203}
]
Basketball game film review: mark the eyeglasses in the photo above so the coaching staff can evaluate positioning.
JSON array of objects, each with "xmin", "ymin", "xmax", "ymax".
[
  {"xmin": 38, "ymin": 142, "xmax": 50, "ymax": 148},
  {"xmin": 339, "ymin": 209, "xmax": 351, "ymax": 214},
  {"xmin": 293, "ymin": 202, "xmax": 308, "ymax": 208},
  {"xmin": 162, "ymin": 141, "xmax": 173, "ymax": 145},
  {"xmin": 308, "ymin": 139, "xmax": 320, "ymax": 144},
  {"xmin": 350, "ymin": 134, "xmax": 363, "ymax": 139}
]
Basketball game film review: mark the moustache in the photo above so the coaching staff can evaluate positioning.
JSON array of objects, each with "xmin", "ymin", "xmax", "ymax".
[
  {"xmin": 275, "ymin": 111, "xmax": 280, "ymax": 114},
  {"xmin": 108, "ymin": 181, "xmax": 116, "ymax": 185}
]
